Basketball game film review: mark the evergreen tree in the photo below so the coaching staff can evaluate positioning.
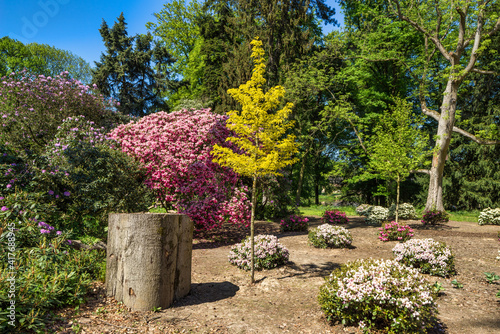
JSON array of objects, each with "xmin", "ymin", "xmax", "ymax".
[{"xmin": 93, "ymin": 13, "xmax": 175, "ymax": 116}]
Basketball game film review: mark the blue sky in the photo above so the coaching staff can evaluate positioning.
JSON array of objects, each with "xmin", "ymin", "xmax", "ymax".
[{"xmin": 1, "ymin": 0, "xmax": 343, "ymax": 67}]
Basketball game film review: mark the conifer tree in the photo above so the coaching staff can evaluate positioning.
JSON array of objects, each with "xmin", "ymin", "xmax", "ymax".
[
  {"xmin": 92, "ymin": 13, "xmax": 175, "ymax": 116},
  {"xmin": 212, "ymin": 37, "xmax": 298, "ymax": 283}
]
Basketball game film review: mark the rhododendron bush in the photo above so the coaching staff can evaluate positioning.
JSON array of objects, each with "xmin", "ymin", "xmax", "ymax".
[
  {"xmin": 0, "ymin": 70, "xmax": 127, "ymax": 154},
  {"xmin": 110, "ymin": 109, "xmax": 251, "ymax": 231}
]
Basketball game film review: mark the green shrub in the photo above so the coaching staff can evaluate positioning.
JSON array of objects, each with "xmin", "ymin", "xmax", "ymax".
[
  {"xmin": 308, "ymin": 224, "xmax": 352, "ymax": 248},
  {"xmin": 1, "ymin": 116, "xmax": 154, "ymax": 239},
  {"xmin": 388, "ymin": 203, "xmax": 417, "ymax": 220},
  {"xmin": 478, "ymin": 208, "xmax": 500, "ymax": 225},
  {"xmin": 392, "ymin": 238, "xmax": 456, "ymax": 277},
  {"xmin": 421, "ymin": 209, "xmax": 450, "ymax": 225},
  {"xmin": 356, "ymin": 204, "xmax": 372, "ymax": 216},
  {"xmin": 365, "ymin": 206, "xmax": 389, "ymax": 225},
  {"xmin": 0, "ymin": 194, "xmax": 105, "ymax": 332},
  {"xmin": 318, "ymin": 258, "xmax": 438, "ymax": 333},
  {"xmin": 228, "ymin": 235, "xmax": 289, "ymax": 270}
]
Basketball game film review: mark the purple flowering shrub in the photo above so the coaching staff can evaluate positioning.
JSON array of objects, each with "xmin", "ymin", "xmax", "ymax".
[
  {"xmin": 0, "ymin": 70, "xmax": 126, "ymax": 154},
  {"xmin": 309, "ymin": 224, "xmax": 352, "ymax": 248},
  {"xmin": 421, "ymin": 209, "xmax": 450, "ymax": 225},
  {"xmin": 378, "ymin": 221, "xmax": 414, "ymax": 242},
  {"xmin": 0, "ymin": 116, "xmax": 153, "ymax": 238},
  {"xmin": 393, "ymin": 238, "xmax": 456, "ymax": 277},
  {"xmin": 0, "ymin": 190, "xmax": 105, "ymax": 332},
  {"xmin": 318, "ymin": 258, "xmax": 438, "ymax": 333},
  {"xmin": 280, "ymin": 214, "xmax": 309, "ymax": 232},
  {"xmin": 228, "ymin": 235, "xmax": 289, "ymax": 270},
  {"xmin": 321, "ymin": 209, "xmax": 349, "ymax": 224}
]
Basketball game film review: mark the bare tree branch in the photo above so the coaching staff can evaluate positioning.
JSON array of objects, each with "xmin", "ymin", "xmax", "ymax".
[
  {"xmin": 472, "ymin": 68, "xmax": 499, "ymax": 75},
  {"xmin": 421, "ymin": 105, "xmax": 441, "ymax": 122},
  {"xmin": 389, "ymin": 0, "xmax": 453, "ymax": 63},
  {"xmin": 410, "ymin": 169, "xmax": 431, "ymax": 175},
  {"xmin": 452, "ymin": 126, "xmax": 500, "ymax": 145}
]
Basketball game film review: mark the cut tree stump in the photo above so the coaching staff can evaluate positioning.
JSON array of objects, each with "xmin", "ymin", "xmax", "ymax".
[{"xmin": 106, "ymin": 213, "xmax": 193, "ymax": 311}]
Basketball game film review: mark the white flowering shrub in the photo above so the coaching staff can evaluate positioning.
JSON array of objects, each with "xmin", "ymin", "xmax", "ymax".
[
  {"xmin": 392, "ymin": 238, "xmax": 456, "ymax": 277},
  {"xmin": 228, "ymin": 234, "xmax": 289, "ymax": 271},
  {"xmin": 478, "ymin": 208, "xmax": 500, "ymax": 225},
  {"xmin": 388, "ymin": 203, "xmax": 417, "ymax": 220},
  {"xmin": 365, "ymin": 206, "xmax": 389, "ymax": 225},
  {"xmin": 356, "ymin": 204, "xmax": 372, "ymax": 216},
  {"xmin": 318, "ymin": 258, "xmax": 438, "ymax": 333},
  {"xmin": 308, "ymin": 224, "xmax": 353, "ymax": 248}
]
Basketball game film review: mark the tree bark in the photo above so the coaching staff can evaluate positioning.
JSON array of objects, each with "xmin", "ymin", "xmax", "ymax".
[
  {"xmin": 395, "ymin": 174, "xmax": 400, "ymax": 223},
  {"xmin": 295, "ymin": 153, "xmax": 307, "ymax": 206},
  {"xmin": 425, "ymin": 79, "xmax": 459, "ymax": 211},
  {"xmin": 106, "ymin": 213, "xmax": 193, "ymax": 311}
]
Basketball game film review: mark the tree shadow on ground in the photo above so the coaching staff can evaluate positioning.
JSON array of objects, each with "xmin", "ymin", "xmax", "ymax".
[
  {"xmin": 172, "ymin": 281, "xmax": 239, "ymax": 307},
  {"xmin": 279, "ymin": 261, "xmax": 341, "ymax": 279}
]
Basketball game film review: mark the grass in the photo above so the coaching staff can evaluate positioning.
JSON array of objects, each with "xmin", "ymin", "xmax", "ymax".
[
  {"xmin": 300, "ymin": 195, "xmax": 481, "ymax": 223},
  {"xmin": 447, "ymin": 210, "xmax": 480, "ymax": 223},
  {"xmin": 299, "ymin": 205, "xmax": 357, "ymax": 217}
]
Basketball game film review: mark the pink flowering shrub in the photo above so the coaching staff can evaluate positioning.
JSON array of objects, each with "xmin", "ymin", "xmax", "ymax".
[
  {"xmin": 280, "ymin": 214, "xmax": 309, "ymax": 232},
  {"xmin": 0, "ymin": 70, "xmax": 126, "ymax": 154},
  {"xmin": 393, "ymin": 238, "xmax": 456, "ymax": 277},
  {"xmin": 319, "ymin": 258, "xmax": 438, "ymax": 333},
  {"xmin": 109, "ymin": 109, "xmax": 251, "ymax": 232},
  {"xmin": 321, "ymin": 209, "xmax": 349, "ymax": 224},
  {"xmin": 378, "ymin": 221, "xmax": 414, "ymax": 242},
  {"xmin": 309, "ymin": 224, "xmax": 352, "ymax": 248},
  {"xmin": 228, "ymin": 234, "xmax": 289, "ymax": 270},
  {"xmin": 421, "ymin": 209, "xmax": 450, "ymax": 225}
]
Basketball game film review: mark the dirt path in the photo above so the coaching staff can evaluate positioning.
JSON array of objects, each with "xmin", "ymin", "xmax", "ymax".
[{"xmin": 50, "ymin": 217, "xmax": 500, "ymax": 334}]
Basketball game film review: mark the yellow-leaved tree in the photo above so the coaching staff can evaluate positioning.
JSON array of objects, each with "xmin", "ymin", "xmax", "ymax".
[{"xmin": 212, "ymin": 37, "xmax": 298, "ymax": 284}]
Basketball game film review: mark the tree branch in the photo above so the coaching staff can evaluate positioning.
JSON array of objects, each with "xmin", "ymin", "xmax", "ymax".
[
  {"xmin": 421, "ymin": 105, "xmax": 441, "ymax": 122},
  {"xmin": 471, "ymin": 68, "xmax": 499, "ymax": 75},
  {"xmin": 452, "ymin": 126, "xmax": 500, "ymax": 145},
  {"xmin": 410, "ymin": 169, "xmax": 431, "ymax": 175},
  {"xmin": 389, "ymin": 0, "xmax": 453, "ymax": 62}
]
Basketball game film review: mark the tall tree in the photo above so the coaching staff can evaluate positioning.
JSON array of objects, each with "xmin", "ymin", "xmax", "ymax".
[
  {"xmin": 198, "ymin": 0, "xmax": 336, "ymax": 113},
  {"xmin": 0, "ymin": 37, "xmax": 45, "ymax": 77},
  {"xmin": 341, "ymin": 0, "xmax": 500, "ymax": 211},
  {"xmin": 27, "ymin": 43, "xmax": 92, "ymax": 83},
  {"xmin": 212, "ymin": 38, "xmax": 298, "ymax": 284},
  {"xmin": 93, "ymin": 13, "xmax": 175, "ymax": 116}
]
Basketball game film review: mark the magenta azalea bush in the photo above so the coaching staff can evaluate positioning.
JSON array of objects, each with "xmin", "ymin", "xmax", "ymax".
[
  {"xmin": 321, "ymin": 209, "xmax": 349, "ymax": 224},
  {"xmin": 280, "ymin": 214, "xmax": 309, "ymax": 232},
  {"xmin": 228, "ymin": 234, "xmax": 289, "ymax": 270},
  {"xmin": 109, "ymin": 109, "xmax": 251, "ymax": 232},
  {"xmin": 318, "ymin": 258, "xmax": 438, "ymax": 333},
  {"xmin": 421, "ymin": 209, "xmax": 450, "ymax": 225},
  {"xmin": 378, "ymin": 221, "xmax": 414, "ymax": 242}
]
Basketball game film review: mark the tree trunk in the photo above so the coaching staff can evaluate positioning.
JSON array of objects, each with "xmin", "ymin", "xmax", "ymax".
[
  {"xmin": 395, "ymin": 174, "xmax": 400, "ymax": 223},
  {"xmin": 106, "ymin": 213, "xmax": 193, "ymax": 311},
  {"xmin": 425, "ymin": 79, "xmax": 459, "ymax": 211},
  {"xmin": 250, "ymin": 174, "xmax": 257, "ymax": 284},
  {"xmin": 295, "ymin": 153, "xmax": 307, "ymax": 206}
]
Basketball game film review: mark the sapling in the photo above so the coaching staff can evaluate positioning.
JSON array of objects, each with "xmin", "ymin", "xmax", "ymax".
[
  {"xmin": 484, "ymin": 272, "xmax": 500, "ymax": 284},
  {"xmin": 451, "ymin": 279, "xmax": 463, "ymax": 289}
]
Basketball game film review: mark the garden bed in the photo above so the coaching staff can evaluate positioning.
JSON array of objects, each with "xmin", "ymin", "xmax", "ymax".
[{"xmin": 48, "ymin": 217, "xmax": 500, "ymax": 333}]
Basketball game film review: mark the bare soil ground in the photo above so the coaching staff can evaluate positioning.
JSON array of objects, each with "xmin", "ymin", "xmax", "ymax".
[{"xmin": 48, "ymin": 217, "xmax": 500, "ymax": 334}]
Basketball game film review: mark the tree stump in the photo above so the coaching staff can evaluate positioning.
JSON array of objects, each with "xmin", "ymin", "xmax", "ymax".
[{"xmin": 106, "ymin": 213, "xmax": 193, "ymax": 311}]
